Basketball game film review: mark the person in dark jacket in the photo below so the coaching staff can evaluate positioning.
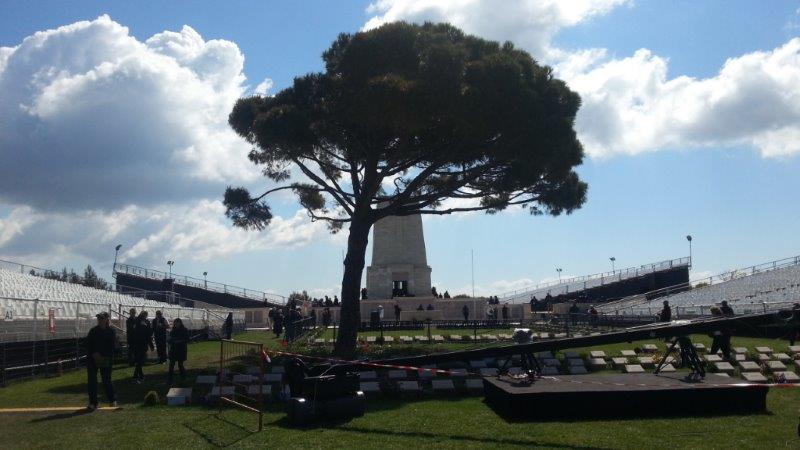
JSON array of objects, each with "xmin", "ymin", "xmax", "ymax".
[
  {"xmin": 224, "ymin": 312, "xmax": 234, "ymax": 339},
  {"xmin": 710, "ymin": 303, "xmax": 734, "ymax": 360},
  {"xmin": 659, "ymin": 300, "xmax": 672, "ymax": 322},
  {"xmin": 273, "ymin": 310, "xmax": 284, "ymax": 338},
  {"xmin": 322, "ymin": 307, "xmax": 331, "ymax": 328},
  {"xmin": 167, "ymin": 318, "xmax": 189, "ymax": 384},
  {"xmin": 462, "ymin": 304, "xmax": 469, "ymax": 322},
  {"xmin": 125, "ymin": 308, "xmax": 137, "ymax": 366},
  {"xmin": 131, "ymin": 311, "xmax": 154, "ymax": 383},
  {"xmin": 501, "ymin": 303, "xmax": 509, "ymax": 321},
  {"xmin": 86, "ymin": 312, "xmax": 116, "ymax": 410},
  {"xmin": 152, "ymin": 310, "xmax": 169, "ymax": 364}
]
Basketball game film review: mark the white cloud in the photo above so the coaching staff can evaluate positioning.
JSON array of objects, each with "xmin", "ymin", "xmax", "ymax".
[
  {"xmin": 365, "ymin": 0, "xmax": 628, "ymax": 60},
  {"xmin": 568, "ymin": 39, "xmax": 800, "ymax": 158},
  {"xmin": 365, "ymin": 1, "xmax": 800, "ymax": 159},
  {"xmin": 254, "ymin": 78, "xmax": 274, "ymax": 96},
  {"xmin": 0, "ymin": 15, "xmax": 258, "ymax": 210},
  {"xmin": 0, "ymin": 200, "xmax": 341, "ymax": 267}
]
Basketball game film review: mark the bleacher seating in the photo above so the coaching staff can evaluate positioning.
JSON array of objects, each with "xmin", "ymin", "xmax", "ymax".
[
  {"xmin": 598, "ymin": 256, "xmax": 800, "ymax": 316},
  {"xmin": 501, "ymin": 257, "xmax": 690, "ymax": 303},
  {"xmin": 0, "ymin": 266, "xmax": 243, "ymax": 342}
]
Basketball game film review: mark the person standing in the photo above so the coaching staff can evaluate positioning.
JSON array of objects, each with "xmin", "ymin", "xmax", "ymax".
[
  {"xmin": 152, "ymin": 310, "xmax": 169, "ymax": 364},
  {"xmin": 569, "ymin": 302, "xmax": 580, "ymax": 326},
  {"xmin": 167, "ymin": 318, "xmax": 189, "ymax": 384},
  {"xmin": 86, "ymin": 312, "xmax": 116, "ymax": 411},
  {"xmin": 462, "ymin": 304, "xmax": 469, "ymax": 322},
  {"xmin": 224, "ymin": 312, "xmax": 234, "ymax": 340},
  {"xmin": 394, "ymin": 303, "xmax": 401, "ymax": 323},
  {"xmin": 131, "ymin": 311, "xmax": 154, "ymax": 383},
  {"xmin": 659, "ymin": 300, "xmax": 672, "ymax": 322},
  {"xmin": 125, "ymin": 308, "xmax": 137, "ymax": 366},
  {"xmin": 788, "ymin": 303, "xmax": 800, "ymax": 346},
  {"xmin": 501, "ymin": 303, "xmax": 509, "ymax": 321}
]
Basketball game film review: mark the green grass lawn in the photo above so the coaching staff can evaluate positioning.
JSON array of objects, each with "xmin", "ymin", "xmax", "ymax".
[{"xmin": 0, "ymin": 331, "xmax": 798, "ymax": 449}]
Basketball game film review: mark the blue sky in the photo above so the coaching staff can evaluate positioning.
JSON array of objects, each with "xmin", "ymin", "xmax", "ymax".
[{"xmin": 1, "ymin": 1, "xmax": 799, "ymax": 298}]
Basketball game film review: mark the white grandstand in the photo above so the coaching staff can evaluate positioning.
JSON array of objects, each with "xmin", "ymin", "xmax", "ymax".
[
  {"xmin": 598, "ymin": 255, "xmax": 800, "ymax": 317},
  {"xmin": 0, "ymin": 261, "xmax": 243, "ymax": 342},
  {"xmin": 501, "ymin": 257, "xmax": 690, "ymax": 303}
]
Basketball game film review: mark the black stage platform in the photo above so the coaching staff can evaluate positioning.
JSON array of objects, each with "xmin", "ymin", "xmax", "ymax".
[{"xmin": 483, "ymin": 373, "xmax": 768, "ymax": 420}]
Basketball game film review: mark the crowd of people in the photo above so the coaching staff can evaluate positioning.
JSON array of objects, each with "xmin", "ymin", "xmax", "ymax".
[
  {"xmin": 309, "ymin": 295, "xmax": 340, "ymax": 307},
  {"xmin": 84, "ymin": 308, "xmax": 232, "ymax": 411}
]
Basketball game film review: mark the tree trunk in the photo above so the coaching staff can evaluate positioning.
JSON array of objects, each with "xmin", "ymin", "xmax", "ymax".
[{"xmin": 334, "ymin": 218, "xmax": 371, "ymax": 357}]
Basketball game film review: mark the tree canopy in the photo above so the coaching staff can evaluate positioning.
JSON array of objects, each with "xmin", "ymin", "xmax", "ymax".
[{"xmin": 225, "ymin": 22, "xmax": 588, "ymax": 355}]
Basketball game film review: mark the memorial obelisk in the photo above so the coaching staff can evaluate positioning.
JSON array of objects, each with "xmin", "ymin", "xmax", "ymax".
[{"xmin": 366, "ymin": 213, "xmax": 432, "ymax": 299}]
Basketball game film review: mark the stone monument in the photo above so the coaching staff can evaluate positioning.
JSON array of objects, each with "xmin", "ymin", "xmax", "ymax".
[{"xmin": 366, "ymin": 213, "xmax": 432, "ymax": 299}]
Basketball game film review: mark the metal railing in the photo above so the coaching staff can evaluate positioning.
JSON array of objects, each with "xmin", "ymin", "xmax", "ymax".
[
  {"xmin": 500, "ymin": 257, "xmax": 691, "ymax": 302},
  {"xmin": 599, "ymin": 254, "xmax": 800, "ymax": 313},
  {"xmin": 113, "ymin": 262, "xmax": 286, "ymax": 304}
]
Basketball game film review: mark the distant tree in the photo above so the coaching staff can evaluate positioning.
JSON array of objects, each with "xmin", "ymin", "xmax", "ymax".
[
  {"xmin": 225, "ymin": 22, "xmax": 587, "ymax": 356},
  {"xmin": 83, "ymin": 265, "xmax": 98, "ymax": 286}
]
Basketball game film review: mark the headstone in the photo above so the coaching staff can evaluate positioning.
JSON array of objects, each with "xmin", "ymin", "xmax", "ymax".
[
  {"xmin": 564, "ymin": 351, "xmax": 580, "ymax": 359},
  {"xmin": 383, "ymin": 336, "xmax": 395, "ymax": 343},
  {"xmin": 432, "ymin": 335, "xmax": 445, "ymax": 342},
  {"xmin": 641, "ymin": 344, "xmax": 658, "ymax": 353},
  {"xmin": 366, "ymin": 336, "xmax": 377, "ymax": 343},
  {"xmin": 210, "ymin": 386, "xmax": 234, "ymax": 397},
  {"xmin": 359, "ymin": 371, "xmax": 378, "ymax": 380},
  {"xmin": 733, "ymin": 347, "xmax": 748, "ymax": 354},
  {"xmin": 232, "ymin": 374, "xmax": 254, "ymax": 384},
  {"xmin": 621, "ymin": 350, "xmax": 636, "ymax": 357},
  {"xmin": 588, "ymin": 358, "xmax": 606, "ymax": 369},
  {"xmin": 264, "ymin": 373, "xmax": 283, "ymax": 383},
  {"xmin": 483, "ymin": 334, "xmax": 498, "ymax": 341},
  {"xmin": 399, "ymin": 336, "xmax": 413, "ymax": 343},
  {"xmin": 705, "ymin": 354, "xmax": 722, "ymax": 363},
  {"xmin": 540, "ymin": 366, "xmax": 560, "ymax": 376},
  {"xmin": 498, "ymin": 334, "xmax": 513, "ymax": 340},
  {"xmin": 738, "ymin": 361, "xmax": 761, "ymax": 372},
  {"xmin": 536, "ymin": 351, "xmax": 554, "ymax": 359},
  {"xmin": 388, "ymin": 370, "xmax": 407, "ymax": 379},
  {"xmin": 449, "ymin": 335, "xmax": 463, "ymax": 341},
  {"xmin": 741, "ymin": 372, "xmax": 768, "ymax": 383},
  {"xmin": 314, "ymin": 338, "xmax": 326, "ymax": 345},
  {"xmin": 773, "ymin": 371, "xmax": 800, "ymax": 383},
  {"xmin": 553, "ymin": 333, "xmax": 567, "ymax": 338},
  {"xmin": 713, "ymin": 362, "xmax": 735, "ymax": 374},
  {"xmin": 755, "ymin": 346, "xmax": 773, "ymax": 354},
  {"xmin": 196, "ymin": 375, "xmax": 216, "ymax": 385},
  {"xmin": 431, "ymin": 379, "xmax": 456, "ymax": 393},
  {"xmin": 693, "ymin": 343, "xmax": 706, "ymax": 352},
  {"xmin": 414, "ymin": 335, "xmax": 429, "ymax": 342},
  {"xmin": 766, "ymin": 361, "xmax": 787, "ymax": 371},
  {"xmin": 611, "ymin": 357, "xmax": 629, "ymax": 367},
  {"xmin": 638, "ymin": 357, "xmax": 655, "ymax": 367},
  {"xmin": 624, "ymin": 365, "xmax": 645, "ymax": 373},
  {"xmin": 712, "ymin": 373, "xmax": 730, "ymax": 378},
  {"xmin": 398, "ymin": 380, "xmax": 421, "ymax": 394},
  {"xmin": 465, "ymin": 379, "xmax": 484, "ymax": 392},
  {"xmin": 543, "ymin": 358, "xmax": 561, "ymax": 367},
  {"xmin": 246, "ymin": 385, "xmax": 271, "ymax": 395},
  {"xmin": 773, "ymin": 353, "xmax": 791, "ymax": 362},
  {"xmin": 787, "ymin": 345, "xmax": 800, "ymax": 354},
  {"xmin": 589, "ymin": 351, "xmax": 607, "ymax": 358},
  {"xmin": 568, "ymin": 366, "xmax": 588, "ymax": 375},
  {"xmin": 360, "ymin": 381, "xmax": 381, "ymax": 395},
  {"xmin": 567, "ymin": 358, "xmax": 584, "ymax": 367},
  {"xmin": 757, "ymin": 354, "xmax": 770, "ymax": 362},
  {"xmin": 167, "ymin": 387, "xmax": 192, "ymax": 406},
  {"xmin": 419, "ymin": 366, "xmax": 437, "ymax": 379},
  {"xmin": 734, "ymin": 354, "xmax": 746, "ymax": 362}
]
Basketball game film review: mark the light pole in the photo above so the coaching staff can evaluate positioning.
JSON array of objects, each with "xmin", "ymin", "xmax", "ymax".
[
  {"xmin": 167, "ymin": 260, "xmax": 174, "ymax": 279},
  {"xmin": 610, "ymin": 257, "xmax": 616, "ymax": 273},
  {"xmin": 113, "ymin": 244, "xmax": 122, "ymax": 270},
  {"xmin": 686, "ymin": 235, "xmax": 693, "ymax": 268},
  {"xmin": 203, "ymin": 271, "xmax": 208, "ymax": 289},
  {"xmin": 556, "ymin": 268, "xmax": 562, "ymax": 282}
]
